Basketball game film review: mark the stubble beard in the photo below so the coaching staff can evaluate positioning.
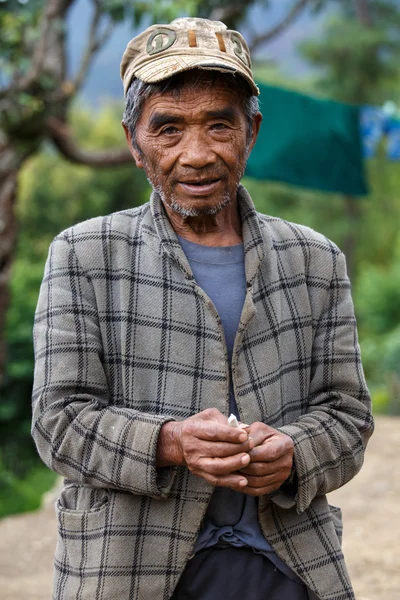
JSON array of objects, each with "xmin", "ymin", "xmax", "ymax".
[
  {"xmin": 142, "ymin": 147, "xmax": 250, "ymax": 218},
  {"xmin": 162, "ymin": 188, "xmax": 232, "ymax": 217},
  {"xmin": 146, "ymin": 174, "xmax": 233, "ymax": 218}
]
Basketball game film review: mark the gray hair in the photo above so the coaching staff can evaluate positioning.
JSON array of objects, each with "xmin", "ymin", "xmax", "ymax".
[{"xmin": 122, "ymin": 70, "xmax": 260, "ymax": 151}]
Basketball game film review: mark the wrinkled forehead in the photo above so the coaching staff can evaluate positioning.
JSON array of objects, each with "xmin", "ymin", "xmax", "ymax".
[
  {"xmin": 139, "ymin": 74, "xmax": 249, "ymax": 122},
  {"xmin": 141, "ymin": 69, "xmax": 252, "ymax": 110}
]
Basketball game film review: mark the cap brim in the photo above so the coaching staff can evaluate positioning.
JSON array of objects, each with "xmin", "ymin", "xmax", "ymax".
[{"xmin": 127, "ymin": 53, "xmax": 259, "ymax": 96}]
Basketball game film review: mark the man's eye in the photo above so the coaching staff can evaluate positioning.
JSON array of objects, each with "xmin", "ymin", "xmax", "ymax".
[
  {"xmin": 161, "ymin": 126, "xmax": 179, "ymax": 135},
  {"xmin": 211, "ymin": 123, "xmax": 228, "ymax": 131}
]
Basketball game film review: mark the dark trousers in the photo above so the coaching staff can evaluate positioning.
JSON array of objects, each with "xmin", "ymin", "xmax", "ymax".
[{"xmin": 171, "ymin": 546, "xmax": 310, "ymax": 600}]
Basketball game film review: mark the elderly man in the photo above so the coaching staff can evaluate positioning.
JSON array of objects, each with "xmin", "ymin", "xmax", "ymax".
[{"xmin": 32, "ymin": 17, "xmax": 373, "ymax": 600}]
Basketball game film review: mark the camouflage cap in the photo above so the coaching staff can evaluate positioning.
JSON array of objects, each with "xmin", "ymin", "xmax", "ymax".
[{"xmin": 120, "ymin": 17, "xmax": 259, "ymax": 96}]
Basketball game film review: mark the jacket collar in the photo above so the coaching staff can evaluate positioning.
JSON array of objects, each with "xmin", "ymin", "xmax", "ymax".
[{"xmin": 143, "ymin": 184, "xmax": 267, "ymax": 286}]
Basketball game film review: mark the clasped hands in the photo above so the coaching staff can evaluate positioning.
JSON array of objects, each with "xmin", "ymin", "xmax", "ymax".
[{"xmin": 157, "ymin": 408, "xmax": 294, "ymax": 496}]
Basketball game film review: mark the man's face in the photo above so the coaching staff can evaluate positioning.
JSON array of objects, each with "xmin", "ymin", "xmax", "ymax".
[{"xmin": 126, "ymin": 79, "xmax": 260, "ymax": 218}]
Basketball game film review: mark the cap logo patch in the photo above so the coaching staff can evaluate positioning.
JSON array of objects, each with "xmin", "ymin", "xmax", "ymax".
[
  {"xmin": 231, "ymin": 33, "xmax": 249, "ymax": 66},
  {"xmin": 146, "ymin": 28, "xmax": 177, "ymax": 55}
]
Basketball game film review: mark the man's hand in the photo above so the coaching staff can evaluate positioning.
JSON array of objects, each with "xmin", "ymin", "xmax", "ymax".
[
  {"xmin": 157, "ymin": 408, "xmax": 254, "ymax": 491},
  {"xmin": 238, "ymin": 422, "xmax": 294, "ymax": 496}
]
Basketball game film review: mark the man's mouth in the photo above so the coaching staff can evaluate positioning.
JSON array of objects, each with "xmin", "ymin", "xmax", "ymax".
[
  {"xmin": 178, "ymin": 178, "xmax": 222, "ymax": 195},
  {"xmin": 181, "ymin": 178, "xmax": 219, "ymax": 185}
]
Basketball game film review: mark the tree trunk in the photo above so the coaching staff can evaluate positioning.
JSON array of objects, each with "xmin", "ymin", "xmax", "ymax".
[{"xmin": 0, "ymin": 146, "xmax": 24, "ymax": 385}]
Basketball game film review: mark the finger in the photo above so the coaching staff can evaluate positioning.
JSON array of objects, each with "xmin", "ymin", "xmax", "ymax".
[
  {"xmin": 186, "ymin": 439, "xmax": 254, "ymax": 459},
  {"xmin": 244, "ymin": 473, "xmax": 275, "ymax": 488},
  {"xmin": 240, "ymin": 456, "xmax": 291, "ymax": 476},
  {"xmin": 239, "ymin": 461, "xmax": 275, "ymax": 477},
  {"xmin": 186, "ymin": 421, "xmax": 249, "ymax": 444},
  {"xmin": 191, "ymin": 452, "xmax": 251, "ymax": 476},
  {"xmin": 199, "ymin": 472, "xmax": 249, "ymax": 490},
  {"xmin": 247, "ymin": 422, "xmax": 276, "ymax": 446},
  {"xmin": 248, "ymin": 439, "xmax": 291, "ymax": 463},
  {"xmin": 243, "ymin": 471, "xmax": 287, "ymax": 489}
]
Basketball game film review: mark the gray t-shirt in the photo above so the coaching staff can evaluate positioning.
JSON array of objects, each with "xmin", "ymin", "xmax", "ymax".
[{"xmin": 178, "ymin": 236, "xmax": 301, "ymax": 583}]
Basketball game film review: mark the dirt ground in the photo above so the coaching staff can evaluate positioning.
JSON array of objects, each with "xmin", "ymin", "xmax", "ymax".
[{"xmin": 0, "ymin": 416, "xmax": 398, "ymax": 600}]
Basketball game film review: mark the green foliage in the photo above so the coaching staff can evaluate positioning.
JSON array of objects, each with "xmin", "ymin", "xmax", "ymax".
[
  {"xmin": 134, "ymin": 0, "xmax": 198, "ymax": 22},
  {"xmin": 299, "ymin": 2, "xmax": 400, "ymax": 104},
  {"xmin": 300, "ymin": 19, "xmax": 393, "ymax": 103},
  {"xmin": 355, "ymin": 259, "xmax": 400, "ymax": 336},
  {"xmin": 0, "ymin": 0, "xmax": 43, "ymax": 75},
  {"xmin": 359, "ymin": 330, "xmax": 400, "ymax": 416},
  {"xmin": 293, "ymin": 0, "xmax": 400, "ymax": 416},
  {"xmin": 353, "ymin": 235, "xmax": 400, "ymax": 416},
  {"xmin": 0, "ymin": 455, "xmax": 57, "ymax": 519},
  {"xmin": 0, "ymin": 102, "xmax": 150, "ymax": 518},
  {"xmin": 337, "ymin": 0, "xmax": 400, "ymax": 23},
  {"xmin": 131, "ymin": 0, "xmax": 267, "ymax": 28}
]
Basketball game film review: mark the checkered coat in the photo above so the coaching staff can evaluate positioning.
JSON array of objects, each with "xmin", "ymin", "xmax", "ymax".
[{"xmin": 32, "ymin": 186, "xmax": 373, "ymax": 600}]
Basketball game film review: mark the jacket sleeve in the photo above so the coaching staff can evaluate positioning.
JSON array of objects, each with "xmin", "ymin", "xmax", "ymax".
[
  {"xmin": 273, "ymin": 249, "xmax": 374, "ymax": 514},
  {"xmin": 32, "ymin": 234, "xmax": 177, "ymax": 498}
]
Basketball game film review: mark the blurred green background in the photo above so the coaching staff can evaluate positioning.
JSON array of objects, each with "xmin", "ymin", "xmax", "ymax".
[{"xmin": 1, "ymin": 0, "xmax": 400, "ymax": 519}]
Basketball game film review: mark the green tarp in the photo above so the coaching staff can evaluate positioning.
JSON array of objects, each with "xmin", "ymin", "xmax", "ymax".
[{"xmin": 246, "ymin": 83, "xmax": 369, "ymax": 196}]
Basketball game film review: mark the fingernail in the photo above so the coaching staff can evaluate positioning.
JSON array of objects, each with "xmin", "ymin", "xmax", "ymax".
[
  {"xmin": 239, "ymin": 478, "xmax": 248, "ymax": 487},
  {"xmin": 238, "ymin": 432, "xmax": 247, "ymax": 442},
  {"xmin": 241, "ymin": 454, "xmax": 250, "ymax": 465}
]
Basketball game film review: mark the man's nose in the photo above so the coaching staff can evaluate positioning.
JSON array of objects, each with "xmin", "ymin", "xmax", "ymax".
[{"xmin": 179, "ymin": 129, "xmax": 217, "ymax": 168}]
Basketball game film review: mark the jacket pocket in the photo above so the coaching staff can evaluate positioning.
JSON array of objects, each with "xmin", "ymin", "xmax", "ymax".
[
  {"xmin": 328, "ymin": 504, "xmax": 343, "ymax": 545},
  {"xmin": 57, "ymin": 483, "xmax": 110, "ymax": 514},
  {"xmin": 54, "ymin": 485, "xmax": 112, "ymax": 598}
]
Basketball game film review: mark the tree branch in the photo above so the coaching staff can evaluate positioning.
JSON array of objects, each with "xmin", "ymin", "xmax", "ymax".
[
  {"xmin": 354, "ymin": 0, "xmax": 373, "ymax": 27},
  {"xmin": 209, "ymin": 0, "xmax": 254, "ymax": 23},
  {"xmin": 249, "ymin": 0, "xmax": 310, "ymax": 53},
  {"xmin": 46, "ymin": 117, "xmax": 133, "ymax": 166},
  {"xmin": 72, "ymin": 0, "xmax": 115, "ymax": 94}
]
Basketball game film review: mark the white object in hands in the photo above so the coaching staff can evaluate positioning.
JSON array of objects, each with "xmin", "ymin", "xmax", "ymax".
[{"xmin": 228, "ymin": 414, "xmax": 240, "ymax": 428}]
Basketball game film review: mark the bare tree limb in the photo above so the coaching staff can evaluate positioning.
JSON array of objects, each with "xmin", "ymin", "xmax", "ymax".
[
  {"xmin": 72, "ymin": 0, "xmax": 115, "ymax": 94},
  {"xmin": 95, "ymin": 19, "xmax": 115, "ymax": 50},
  {"xmin": 209, "ymin": 0, "xmax": 254, "ymax": 23},
  {"xmin": 354, "ymin": 0, "xmax": 372, "ymax": 27},
  {"xmin": 46, "ymin": 117, "xmax": 133, "ymax": 166},
  {"xmin": 249, "ymin": 0, "xmax": 310, "ymax": 53}
]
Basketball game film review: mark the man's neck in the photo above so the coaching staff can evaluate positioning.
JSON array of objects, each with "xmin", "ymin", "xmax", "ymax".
[{"xmin": 164, "ymin": 199, "xmax": 243, "ymax": 247}]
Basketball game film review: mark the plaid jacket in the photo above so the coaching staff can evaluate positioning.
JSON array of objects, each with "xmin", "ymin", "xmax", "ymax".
[{"xmin": 32, "ymin": 186, "xmax": 373, "ymax": 600}]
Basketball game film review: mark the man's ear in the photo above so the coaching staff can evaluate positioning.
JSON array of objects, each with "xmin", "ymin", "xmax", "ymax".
[
  {"xmin": 248, "ymin": 112, "xmax": 262, "ymax": 153},
  {"xmin": 121, "ymin": 122, "xmax": 143, "ymax": 169}
]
